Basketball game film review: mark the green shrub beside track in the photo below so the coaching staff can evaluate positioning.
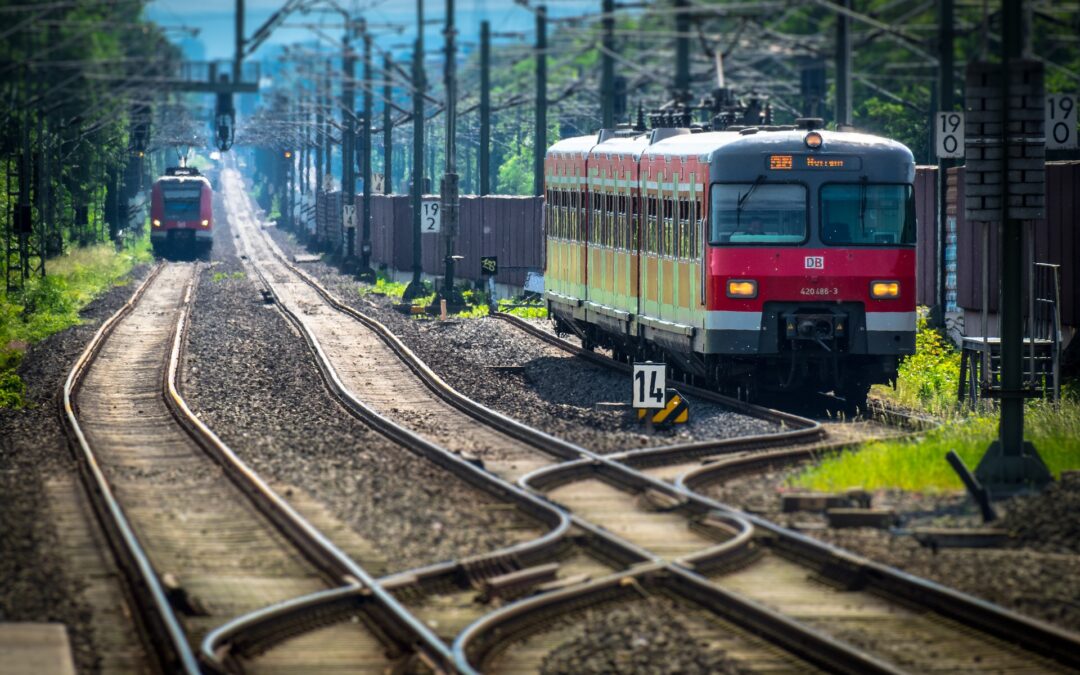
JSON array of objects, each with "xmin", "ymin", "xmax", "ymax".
[
  {"xmin": 794, "ymin": 316, "xmax": 1079, "ymax": 491},
  {"xmin": 0, "ymin": 237, "xmax": 151, "ymax": 408}
]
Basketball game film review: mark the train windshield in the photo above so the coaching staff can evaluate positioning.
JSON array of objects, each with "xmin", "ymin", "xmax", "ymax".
[
  {"xmin": 820, "ymin": 183, "xmax": 915, "ymax": 246},
  {"xmin": 710, "ymin": 183, "xmax": 807, "ymax": 245},
  {"xmin": 162, "ymin": 184, "xmax": 202, "ymax": 220}
]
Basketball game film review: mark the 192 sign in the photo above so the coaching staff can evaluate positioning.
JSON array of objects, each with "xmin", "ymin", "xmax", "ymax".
[
  {"xmin": 633, "ymin": 362, "xmax": 666, "ymax": 409},
  {"xmin": 421, "ymin": 200, "xmax": 441, "ymax": 233},
  {"xmin": 935, "ymin": 111, "xmax": 965, "ymax": 159}
]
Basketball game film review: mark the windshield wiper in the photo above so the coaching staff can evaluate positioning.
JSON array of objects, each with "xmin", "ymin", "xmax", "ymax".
[
  {"xmin": 736, "ymin": 174, "xmax": 766, "ymax": 229},
  {"xmin": 858, "ymin": 176, "xmax": 868, "ymax": 232}
]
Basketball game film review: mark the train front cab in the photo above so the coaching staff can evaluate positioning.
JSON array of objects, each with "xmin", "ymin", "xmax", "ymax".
[
  {"xmin": 150, "ymin": 171, "xmax": 213, "ymax": 257},
  {"xmin": 703, "ymin": 130, "xmax": 917, "ymax": 401}
]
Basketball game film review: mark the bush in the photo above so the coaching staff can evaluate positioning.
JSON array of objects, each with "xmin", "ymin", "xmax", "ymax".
[
  {"xmin": 874, "ymin": 313, "xmax": 961, "ymax": 415},
  {"xmin": 0, "ymin": 238, "xmax": 150, "ymax": 408}
]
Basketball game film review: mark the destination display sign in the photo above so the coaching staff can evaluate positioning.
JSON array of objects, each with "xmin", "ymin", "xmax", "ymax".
[{"xmin": 767, "ymin": 154, "xmax": 862, "ymax": 171}]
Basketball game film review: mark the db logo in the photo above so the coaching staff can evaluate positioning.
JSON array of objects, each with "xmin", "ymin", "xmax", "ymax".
[{"xmin": 805, "ymin": 256, "xmax": 825, "ymax": 270}]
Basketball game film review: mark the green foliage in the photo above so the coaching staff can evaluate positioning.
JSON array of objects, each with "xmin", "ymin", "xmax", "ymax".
[
  {"xmin": 0, "ymin": 238, "xmax": 149, "ymax": 408},
  {"xmin": 0, "ymin": 350, "xmax": 25, "ymax": 408},
  {"xmin": 498, "ymin": 299, "xmax": 548, "ymax": 320},
  {"xmin": 496, "ymin": 150, "xmax": 535, "ymax": 196},
  {"xmin": 358, "ymin": 272, "xmax": 412, "ymax": 300},
  {"xmin": 212, "ymin": 271, "xmax": 246, "ymax": 283},
  {"xmin": 873, "ymin": 313, "xmax": 961, "ymax": 415},
  {"xmin": 790, "ymin": 398, "xmax": 1080, "ymax": 492}
]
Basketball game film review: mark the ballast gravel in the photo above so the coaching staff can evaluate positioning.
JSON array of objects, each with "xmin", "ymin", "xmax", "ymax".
[
  {"xmin": 181, "ymin": 204, "xmax": 538, "ymax": 572},
  {"xmin": 537, "ymin": 598, "xmax": 747, "ymax": 675},
  {"xmin": 266, "ymin": 229, "xmax": 778, "ymax": 453},
  {"xmin": 0, "ymin": 265, "xmax": 151, "ymax": 674},
  {"xmin": 705, "ymin": 465, "xmax": 1080, "ymax": 632}
]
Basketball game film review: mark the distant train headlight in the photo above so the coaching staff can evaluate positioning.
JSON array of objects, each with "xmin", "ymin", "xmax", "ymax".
[
  {"xmin": 726, "ymin": 279, "xmax": 758, "ymax": 299},
  {"xmin": 871, "ymin": 280, "xmax": 900, "ymax": 299},
  {"xmin": 152, "ymin": 219, "xmax": 161, "ymax": 227},
  {"xmin": 804, "ymin": 131, "xmax": 824, "ymax": 149},
  {"xmin": 201, "ymin": 219, "xmax": 209, "ymax": 227}
]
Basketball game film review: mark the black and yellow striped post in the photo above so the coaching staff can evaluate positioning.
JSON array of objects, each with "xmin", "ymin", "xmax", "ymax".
[{"xmin": 638, "ymin": 388, "xmax": 689, "ymax": 428}]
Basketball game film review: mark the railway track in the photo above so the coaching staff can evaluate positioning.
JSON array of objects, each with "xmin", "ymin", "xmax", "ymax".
[
  {"xmin": 223, "ymin": 165, "xmax": 1080, "ymax": 673},
  {"xmin": 60, "ymin": 262, "xmax": 454, "ymax": 673}
]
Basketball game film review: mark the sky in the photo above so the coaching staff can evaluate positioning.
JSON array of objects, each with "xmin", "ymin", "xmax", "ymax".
[{"xmin": 145, "ymin": 0, "xmax": 599, "ymax": 62}]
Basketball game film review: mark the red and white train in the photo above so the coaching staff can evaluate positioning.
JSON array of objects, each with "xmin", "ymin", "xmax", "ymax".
[
  {"xmin": 150, "ymin": 166, "xmax": 213, "ymax": 256},
  {"xmin": 543, "ymin": 120, "xmax": 916, "ymax": 407}
]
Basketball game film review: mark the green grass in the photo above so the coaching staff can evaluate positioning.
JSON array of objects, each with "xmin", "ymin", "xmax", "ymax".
[
  {"xmin": 871, "ymin": 312, "xmax": 960, "ymax": 415},
  {"xmin": 498, "ymin": 298, "xmax": 547, "ymax": 319},
  {"xmin": 0, "ymin": 237, "xmax": 152, "ymax": 408},
  {"xmin": 358, "ymin": 273, "xmax": 413, "ymax": 300},
  {"xmin": 792, "ymin": 309, "xmax": 1080, "ymax": 491},
  {"xmin": 789, "ymin": 397, "xmax": 1080, "ymax": 492},
  {"xmin": 212, "ymin": 271, "xmax": 246, "ymax": 282}
]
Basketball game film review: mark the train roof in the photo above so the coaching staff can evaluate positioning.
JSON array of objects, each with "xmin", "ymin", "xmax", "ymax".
[
  {"xmin": 548, "ymin": 127, "xmax": 914, "ymax": 164},
  {"xmin": 154, "ymin": 174, "xmax": 211, "ymax": 187}
]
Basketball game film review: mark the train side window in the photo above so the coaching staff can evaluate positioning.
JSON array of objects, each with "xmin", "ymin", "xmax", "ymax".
[{"xmin": 571, "ymin": 191, "xmax": 578, "ymax": 241}]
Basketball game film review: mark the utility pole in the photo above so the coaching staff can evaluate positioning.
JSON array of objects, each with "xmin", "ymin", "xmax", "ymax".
[
  {"xmin": 479, "ymin": 20, "xmax": 491, "ymax": 195},
  {"xmin": 440, "ymin": 0, "xmax": 461, "ymax": 303},
  {"xmin": 404, "ymin": 0, "xmax": 426, "ymax": 300},
  {"xmin": 315, "ymin": 66, "xmax": 324, "ymax": 197},
  {"xmin": 997, "ymin": 0, "xmax": 1026, "ymax": 473},
  {"xmin": 342, "ymin": 17, "xmax": 357, "ymax": 261},
  {"xmin": 673, "ymin": 0, "xmax": 690, "ymax": 105},
  {"xmin": 534, "ymin": 4, "xmax": 547, "ymax": 197},
  {"xmin": 601, "ymin": 0, "xmax": 615, "ymax": 128},
  {"xmin": 383, "ymin": 53, "xmax": 393, "ymax": 194},
  {"xmin": 234, "ymin": 0, "xmax": 244, "ymax": 84},
  {"xmin": 359, "ymin": 23, "xmax": 374, "ymax": 277},
  {"xmin": 968, "ymin": 0, "xmax": 1050, "ymax": 495},
  {"xmin": 934, "ymin": 0, "xmax": 955, "ymax": 327},
  {"xmin": 324, "ymin": 58, "xmax": 333, "ymax": 188},
  {"xmin": 834, "ymin": 0, "xmax": 852, "ymax": 126}
]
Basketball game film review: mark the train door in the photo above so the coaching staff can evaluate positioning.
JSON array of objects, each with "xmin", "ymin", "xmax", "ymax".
[
  {"xmin": 640, "ymin": 166, "xmax": 661, "ymax": 322},
  {"xmin": 657, "ymin": 172, "xmax": 674, "ymax": 323}
]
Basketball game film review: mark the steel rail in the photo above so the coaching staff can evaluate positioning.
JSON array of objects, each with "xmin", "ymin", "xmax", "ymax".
[
  {"xmin": 229, "ymin": 168, "xmax": 1080, "ymax": 671},
  {"xmin": 59, "ymin": 262, "xmax": 201, "ymax": 673},
  {"xmin": 165, "ymin": 269, "xmax": 460, "ymax": 673},
  {"xmin": 236, "ymin": 224, "xmax": 924, "ymax": 675},
  {"xmin": 493, "ymin": 312, "xmax": 1080, "ymax": 669}
]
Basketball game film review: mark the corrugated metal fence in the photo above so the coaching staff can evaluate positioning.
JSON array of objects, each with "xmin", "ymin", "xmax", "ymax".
[{"xmin": 314, "ymin": 193, "xmax": 545, "ymax": 288}]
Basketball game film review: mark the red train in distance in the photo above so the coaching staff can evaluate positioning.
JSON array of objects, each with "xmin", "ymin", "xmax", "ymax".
[
  {"xmin": 150, "ymin": 166, "xmax": 213, "ymax": 257},
  {"xmin": 543, "ymin": 119, "xmax": 917, "ymax": 409}
]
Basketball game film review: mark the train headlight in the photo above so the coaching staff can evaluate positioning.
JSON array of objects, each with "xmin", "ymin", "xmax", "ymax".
[
  {"xmin": 726, "ymin": 279, "xmax": 758, "ymax": 299},
  {"xmin": 152, "ymin": 219, "xmax": 161, "ymax": 227},
  {"xmin": 870, "ymin": 280, "xmax": 900, "ymax": 299},
  {"xmin": 201, "ymin": 219, "xmax": 209, "ymax": 227},
  {"xmin": 804, "ymin": 131, "xmax": 824, "ymax": 149}
]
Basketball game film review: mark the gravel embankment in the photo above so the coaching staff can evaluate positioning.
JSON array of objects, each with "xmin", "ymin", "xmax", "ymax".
[
  {"xmin": 265, "ymin": 228, "xmax": 779, "ymax": 453},
  {"xmin": 704, "ymin": 466, "xmax": 1080, "ymax": 631},
  {"xmin": 538, "ymin": 598, "xmax": 748, "ymax": 675},
  {"xmin": 181, "ymin": 199, "xmax": 539, "ymax": 572},
  {"xmin": 0, "ymin": 264, "xmax": 151, "ymax": 674}
]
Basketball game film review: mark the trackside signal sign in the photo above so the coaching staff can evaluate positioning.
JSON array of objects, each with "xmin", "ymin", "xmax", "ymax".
[
  {"xmin": 936, "ymin": 111, "xmax": 965, "ymax": 159},
  {"xmin": 633, "ymin": 362, "xmax": 666, "ymax": 409}
]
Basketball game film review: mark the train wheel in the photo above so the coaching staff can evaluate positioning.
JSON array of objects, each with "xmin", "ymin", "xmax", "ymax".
[{"xmin": 838, "ymin": 380, "xmax": 871, "ymax": 418}]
